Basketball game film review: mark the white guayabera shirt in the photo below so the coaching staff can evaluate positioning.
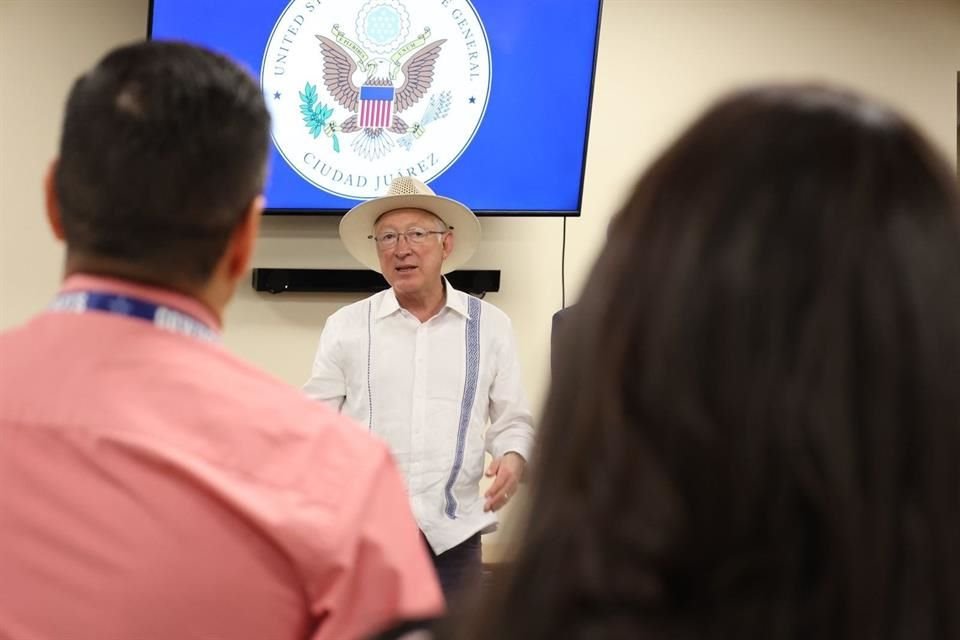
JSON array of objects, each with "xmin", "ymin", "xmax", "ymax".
[{"xmin": 304, "ymin": 279, "xmax": 535, "ymax": 554}]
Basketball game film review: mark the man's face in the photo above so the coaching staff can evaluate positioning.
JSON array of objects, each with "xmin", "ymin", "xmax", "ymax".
[{"xmin": 374, "ymin": 208, "xmax": 453, "ymax": 297}]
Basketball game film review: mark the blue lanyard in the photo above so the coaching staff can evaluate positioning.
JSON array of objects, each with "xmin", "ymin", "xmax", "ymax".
[{"xmin": 50, "ymin": 291, "xmax": 218, "ymax": 342}]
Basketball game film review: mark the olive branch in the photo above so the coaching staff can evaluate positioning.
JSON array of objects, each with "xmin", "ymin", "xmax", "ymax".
[{"xmin": 299, "ymin": 82, "xmax": 340, "ymax": 152}]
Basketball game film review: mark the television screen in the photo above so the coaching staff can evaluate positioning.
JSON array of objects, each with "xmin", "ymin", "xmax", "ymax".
[{"xmin": 149, "ymin": 0, "xmax": 603, "ymax": 216}]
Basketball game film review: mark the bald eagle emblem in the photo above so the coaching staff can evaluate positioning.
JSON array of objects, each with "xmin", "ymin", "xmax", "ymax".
[
  {"xmin": 262, "ymin": 0, "xmax": 490, "ymax": 199},
  {"xmin": 314, "ymin": 26, "xmax": 446, "ymax": 161}
]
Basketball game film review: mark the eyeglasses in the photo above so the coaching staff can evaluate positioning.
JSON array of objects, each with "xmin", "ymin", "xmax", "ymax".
[{"xmin": 369, "ymin": 227, "xmax": 450, "ymax": 249}]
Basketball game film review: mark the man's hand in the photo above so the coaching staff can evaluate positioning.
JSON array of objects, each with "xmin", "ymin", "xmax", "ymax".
[{"xmin": 483, "ymin": 452, "xmax": 525, "ymax": 512}]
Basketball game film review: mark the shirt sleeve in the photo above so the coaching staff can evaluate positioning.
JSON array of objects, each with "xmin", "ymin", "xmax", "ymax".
[
  {"xmin": 484, "ymin": 319, "xmax": 535, "ymax": 463},
  {"xmin": 309, "ymin": 448, "xmax": 445, "ymax": 640},
  {"xmin": 302, "ymin": 318, "xmax": 347, "ymax": 412}
]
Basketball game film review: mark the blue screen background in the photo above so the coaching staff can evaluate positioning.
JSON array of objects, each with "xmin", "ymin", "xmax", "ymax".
[{"xmin": 150, "ymin": 0, "xmax": 602, "ymax": 215}]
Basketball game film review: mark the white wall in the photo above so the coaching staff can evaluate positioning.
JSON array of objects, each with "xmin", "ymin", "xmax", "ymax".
[{"xmin": 2, "ymin": 0, "xmax": 958, "ymax": 556}]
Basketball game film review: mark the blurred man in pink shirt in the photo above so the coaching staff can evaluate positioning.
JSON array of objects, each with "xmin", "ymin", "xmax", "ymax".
[{"xmin": 0, "ymin": 41, "xmax": 442, "ymax": 639}]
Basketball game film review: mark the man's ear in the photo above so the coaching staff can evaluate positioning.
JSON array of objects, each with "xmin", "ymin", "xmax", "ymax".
[
  {"xmin": 442, "ymin": 229, "xmax": 454, "ymax": 261},
  {"xmin": 226, "ymin": 194, "xmax": 265, "ymax": 280},
  {"xmin": 44, "ymin": 160, "xmax": 65, "ymax": 241}
]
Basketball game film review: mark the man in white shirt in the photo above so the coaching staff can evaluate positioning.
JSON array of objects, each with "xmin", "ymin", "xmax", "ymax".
[{"xmin": 304, "ymin": 176, "xmax": 535, "ymax": 600}]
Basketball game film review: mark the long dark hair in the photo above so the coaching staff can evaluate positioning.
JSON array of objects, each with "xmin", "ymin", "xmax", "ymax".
[{"xmin": 458, "ymin": 86, "xmax": 960, "ymax": 639}]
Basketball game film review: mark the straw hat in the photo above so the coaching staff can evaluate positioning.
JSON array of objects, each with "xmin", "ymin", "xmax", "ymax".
[{"xmin": 338, "ymin": 176, "xmax": 481, "ymax": 274}]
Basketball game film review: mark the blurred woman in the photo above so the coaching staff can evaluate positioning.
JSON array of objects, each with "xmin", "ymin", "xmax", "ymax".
[{"xmin": 452, "ymin": 85, "xmax": 960, "ymax": 640}]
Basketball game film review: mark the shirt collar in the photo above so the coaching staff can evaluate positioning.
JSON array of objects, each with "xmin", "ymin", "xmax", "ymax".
[
  {"xmin": 58, "ymin": 273, "xmax": 222, "ymax": 332},
  {"xmin": 376, "ymin": 278, "xmax": 473, "ymax": 321},
  {"xmin": 443, "ymin": 278, "xmax": 471, "ymax": 319}
]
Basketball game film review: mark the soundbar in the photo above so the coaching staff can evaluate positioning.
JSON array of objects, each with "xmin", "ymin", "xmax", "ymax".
[{"xmin": 251, "ymin": 268, "xmax": 501, "ymax": 295}]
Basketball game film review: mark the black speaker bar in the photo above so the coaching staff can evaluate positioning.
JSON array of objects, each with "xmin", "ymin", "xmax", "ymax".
[{"xmin": 251, "ymin": 268, "xmax": 501, "ymax": 295}]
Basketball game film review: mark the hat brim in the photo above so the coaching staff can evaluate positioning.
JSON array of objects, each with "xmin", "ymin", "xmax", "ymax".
[{"xmin": 339, "ymin": 193, "xmax": 481, "ymax": 274}]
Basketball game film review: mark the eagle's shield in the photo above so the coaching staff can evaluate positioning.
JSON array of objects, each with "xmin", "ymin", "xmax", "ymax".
[{"xmin": 358, "ymin": 85, "xmax": 395, "ymax": 128}]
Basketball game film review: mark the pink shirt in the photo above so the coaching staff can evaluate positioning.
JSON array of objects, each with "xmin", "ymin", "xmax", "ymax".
[{"xmin": 0, "ymin": 275, "xmax": 443, "ymax": 640}]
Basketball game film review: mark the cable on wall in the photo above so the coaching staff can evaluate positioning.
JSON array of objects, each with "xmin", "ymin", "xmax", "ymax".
[{"xmin": 561, "ymin": 216, "xmax": 567, "ymax": 309}]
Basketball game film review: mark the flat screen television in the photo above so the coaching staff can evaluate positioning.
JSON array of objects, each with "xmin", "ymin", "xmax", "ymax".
[{"xmin": 149, "ymin": 0, "xmax": 603, "ymax": 216}]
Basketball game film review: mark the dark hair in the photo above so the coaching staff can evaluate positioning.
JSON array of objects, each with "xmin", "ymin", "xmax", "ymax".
[
  {"xmin": 55, "ymin": 40, "xmax": 271, "ymax": 285},
  {"xmin": 455, "ymin": 86, "xmax": 960, "ymax": 640}
]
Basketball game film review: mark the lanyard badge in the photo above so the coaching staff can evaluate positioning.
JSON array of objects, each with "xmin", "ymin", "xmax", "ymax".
[{"xmin": 51, "ymin": 291, "xmax": 218, "ymax": 343}]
